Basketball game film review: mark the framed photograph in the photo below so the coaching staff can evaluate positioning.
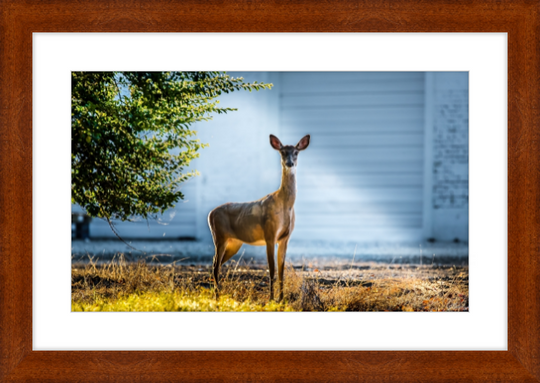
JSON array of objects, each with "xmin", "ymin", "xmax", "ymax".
[
  {"xmin": 69, "ymin": 69, "xmax": 470, "ymax": 315},
  {"xmin": 1, "ymin": 1, "xmax": 538, "ymax": 382},
  {"xmin": 40, "ymin": 33, "xmax": 497, "ymax": 351}
]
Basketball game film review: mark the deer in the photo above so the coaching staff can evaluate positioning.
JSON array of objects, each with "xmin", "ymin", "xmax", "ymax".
[{"xmin": 207, "ymin": 134, "xmax": 310, "ymax": 302}]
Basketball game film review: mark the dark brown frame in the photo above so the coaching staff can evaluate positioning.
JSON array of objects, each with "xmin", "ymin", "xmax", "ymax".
[{"xmin": 0, "ymin": 1, "xmax": 538, "ymax": 381}]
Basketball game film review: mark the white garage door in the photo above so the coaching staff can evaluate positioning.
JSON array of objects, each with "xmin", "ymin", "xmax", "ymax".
[{"xmin": 279, "ymin": 72, "xmax": 425, "ymax": 242}]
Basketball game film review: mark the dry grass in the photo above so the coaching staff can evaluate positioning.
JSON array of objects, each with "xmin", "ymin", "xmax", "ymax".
[{"xmin": 71, "ymin": 255, "xmax": 468, "ymax": 312}]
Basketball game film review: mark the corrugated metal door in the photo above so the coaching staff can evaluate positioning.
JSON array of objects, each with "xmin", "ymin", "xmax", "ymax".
[{"xmin": 279, "ymin": 72, "xmax": 425, "ymax": 242}]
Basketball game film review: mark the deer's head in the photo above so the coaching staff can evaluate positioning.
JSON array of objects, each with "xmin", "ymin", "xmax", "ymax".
[{"xmin": 270, "ymin": 134, "xmax": 310, "ymax": 168}]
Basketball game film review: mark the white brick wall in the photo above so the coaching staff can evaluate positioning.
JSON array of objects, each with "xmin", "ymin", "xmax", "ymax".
[{"xmin": 426, "ymin": 72, "xmax": 469, "ymax": 241}]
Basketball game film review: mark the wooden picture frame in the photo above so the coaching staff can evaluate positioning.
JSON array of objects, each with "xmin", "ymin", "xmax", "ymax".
[{"xmin": 1, "ymin": 1, "xmax": 538, "ymax": 381}]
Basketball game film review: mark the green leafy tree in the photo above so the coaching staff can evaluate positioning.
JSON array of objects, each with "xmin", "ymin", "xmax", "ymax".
[{"xmin": 72, "ymin": 72, "xmax": 272, "ymax": 224}]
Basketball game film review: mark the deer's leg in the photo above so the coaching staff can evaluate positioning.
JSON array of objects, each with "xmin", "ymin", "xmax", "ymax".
[
  {"xmin": 265, "ymin": 240, "xmax": 276, "ymax": 301},
  {"xmin": 277, "ymin": 237, "xmax": 289, "ymax": 302},
  {"xmin": 220, "ymin": 239, "xmax": 243, "ymax": 265},
  {"xmin": 212, "ymin": 239, "xmax": 227, "ymax": 297}
]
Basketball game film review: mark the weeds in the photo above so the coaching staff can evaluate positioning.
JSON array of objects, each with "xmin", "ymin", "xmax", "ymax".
[{"xmin": 71, "ymin": 255, "xmax": 468, "ymax": 312}]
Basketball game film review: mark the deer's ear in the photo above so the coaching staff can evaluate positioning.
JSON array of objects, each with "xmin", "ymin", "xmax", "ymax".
[
  {"xmin": 269, "ymin": 134, "xmax": 283, "ymax": 150},
  {"xmin": 296, "ymin": 135, "xmax": 310, "ymax": 151}
]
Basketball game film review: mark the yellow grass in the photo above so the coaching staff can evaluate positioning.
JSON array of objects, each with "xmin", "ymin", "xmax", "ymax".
[{"xmin": 71, "ymin": 255, "xmax": 468, "ymax": 312}]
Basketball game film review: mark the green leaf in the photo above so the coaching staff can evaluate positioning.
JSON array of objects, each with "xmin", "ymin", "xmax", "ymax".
[{"xmin": 71, "ymin": 71, "xmax": 272, "ymax": 223}]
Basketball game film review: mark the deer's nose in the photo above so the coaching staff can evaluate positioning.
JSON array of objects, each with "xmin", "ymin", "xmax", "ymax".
[{"xmin": 285, "ymin": 160, "xmax": 294, "ymax": 167}]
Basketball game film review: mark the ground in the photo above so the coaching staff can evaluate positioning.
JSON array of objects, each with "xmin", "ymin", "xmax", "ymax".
[
  {"xmin": 71, "ymin": 250, "xmax": 468, "ymax": 312},
  {"xmin": 71, "ymin": 239, "xmax": 469, "ymax": 264}
]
